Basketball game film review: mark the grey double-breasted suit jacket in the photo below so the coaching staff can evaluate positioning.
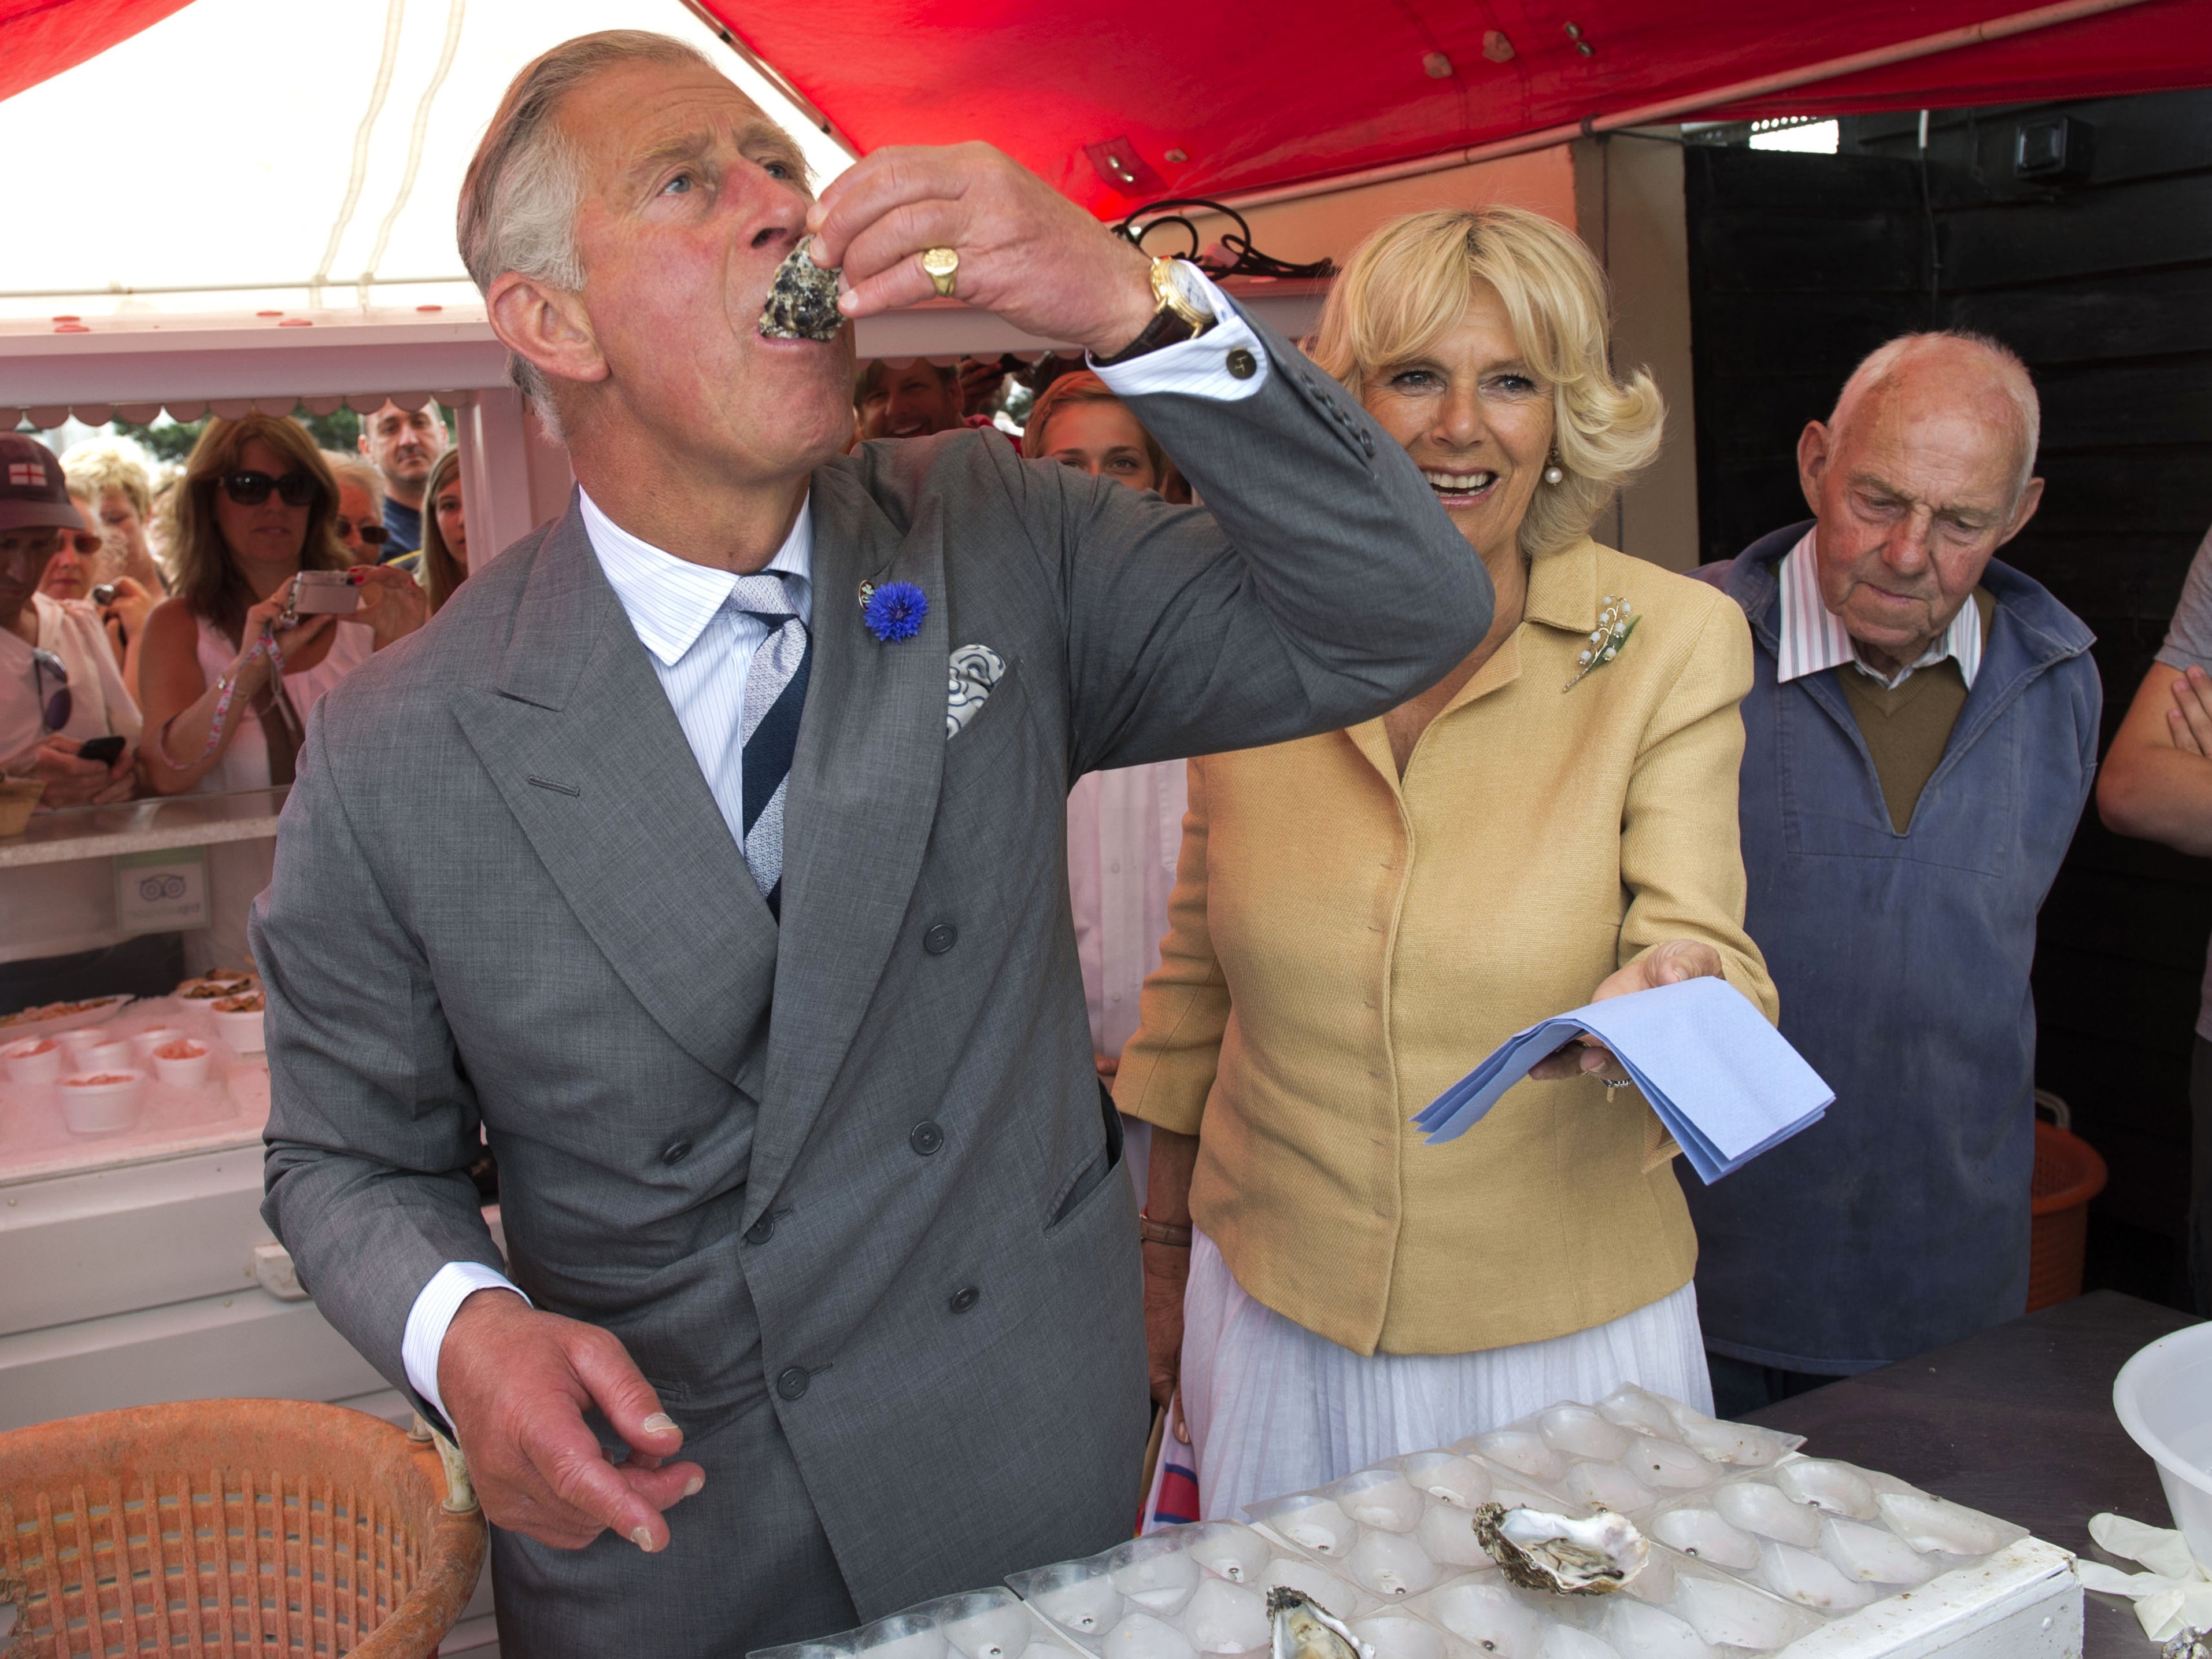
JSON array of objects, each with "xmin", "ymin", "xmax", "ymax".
[{"xmin": 256, "ymin": 313, "xmax": 1489, "ymax": 1652}]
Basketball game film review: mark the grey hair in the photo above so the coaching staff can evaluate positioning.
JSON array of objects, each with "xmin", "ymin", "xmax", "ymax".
[
  {"xmin": 458, "ymin": 31, "xmax": 718, "ymax": 431},
  {"xmin": 1833, "ymin": 331, "xmax": 2041, "ymax": 504}
]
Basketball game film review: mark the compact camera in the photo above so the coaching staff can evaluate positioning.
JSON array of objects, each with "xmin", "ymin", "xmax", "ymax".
[{"xmin": 289, "ymin": 570, "xmax": 361, "ymax": 618}]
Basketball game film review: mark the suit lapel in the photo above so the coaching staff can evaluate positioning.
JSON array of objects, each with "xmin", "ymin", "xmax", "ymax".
[
  {"xmin": 449, "ymin": 500, "xmax": 779, "ymax": 1081},
  {"xmin": 747, "ymin": 470, "xmax": 948, "ymax": 1207}
]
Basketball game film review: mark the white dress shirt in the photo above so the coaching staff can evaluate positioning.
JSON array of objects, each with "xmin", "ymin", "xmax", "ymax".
[
  {"xmin": 1773, "ymin": 529, "xmax": 1984, "ymax": 690},
  {"xmin": 400, "ymin": 268, "xmax": 1268, "ymax": 1421}
]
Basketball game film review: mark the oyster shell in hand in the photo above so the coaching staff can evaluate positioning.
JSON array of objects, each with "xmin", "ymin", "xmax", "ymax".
[
  {"xmin": 759, "ymin": 236, "xmax": 845, "ymax": 341},
  {"xmin": 1470, "ymin": 1502, "xmax": 1648, "ymax": 1596},
  {"xmin": 1267, "ymin": 1587, "xmax": 1373, "ymax": 1659}
]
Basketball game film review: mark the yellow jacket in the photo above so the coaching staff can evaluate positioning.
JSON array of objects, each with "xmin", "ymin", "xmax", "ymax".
[{"xmin": 1115, "ymin": 538, "xmax": 1778, "ymax": 1356}]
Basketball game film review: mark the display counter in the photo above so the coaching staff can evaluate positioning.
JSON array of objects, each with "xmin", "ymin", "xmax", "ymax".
[{"xmin": 0, "ymin": 785, "xmax": 415, "ymax": 1436}]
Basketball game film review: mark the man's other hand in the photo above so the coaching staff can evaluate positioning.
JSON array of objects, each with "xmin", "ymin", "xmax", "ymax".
[
  {"xmin": 438, "ymin": 1289, "xmax": 705, "ymax": 1551},
  {"xmin": 807, "ymin": 143, "xmax": 1156, "ymax": 359}
]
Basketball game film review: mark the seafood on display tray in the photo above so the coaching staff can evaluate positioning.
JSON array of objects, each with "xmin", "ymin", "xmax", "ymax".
[{"xmin": 748, "ymin": 1387, "xmax": 2061, "ymax": 1659}]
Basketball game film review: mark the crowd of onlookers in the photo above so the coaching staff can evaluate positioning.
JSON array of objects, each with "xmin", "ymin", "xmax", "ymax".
[{"xmin": 5, "ymin": 201, "xmax": 2209, "ymax": 1492}]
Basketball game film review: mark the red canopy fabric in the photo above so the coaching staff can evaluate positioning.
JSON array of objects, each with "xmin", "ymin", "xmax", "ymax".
[
  {"xmin": 0, "ymin": 0, "xmax": 192, "ymax": 106},
  {"xmin": 706, "ymin": 0, "xmax": 2212, "ymax": 208},
  {"xmin": 5, "ymin": 0, "xmax": 2209, "ymax": 206}
]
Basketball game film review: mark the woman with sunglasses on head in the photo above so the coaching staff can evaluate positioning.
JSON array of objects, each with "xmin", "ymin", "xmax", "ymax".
[{"xmin": 139, "ymin": 414, "xmax": 425, "ymax": 968}]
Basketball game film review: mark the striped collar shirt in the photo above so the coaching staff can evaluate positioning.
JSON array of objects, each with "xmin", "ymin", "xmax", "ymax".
[
  {"xmin": 579, "ymin": 486, "xmax": 812, "ymax": 848},
  {"xmin": 1773, "ymin": 529, "xmax": 1982, "ymax": 690}
]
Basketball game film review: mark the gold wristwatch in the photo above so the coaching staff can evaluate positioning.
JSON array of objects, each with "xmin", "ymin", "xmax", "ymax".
[{"xmin": 1095, "ymin": 256, "xmax": 1218, "ymax": 364}]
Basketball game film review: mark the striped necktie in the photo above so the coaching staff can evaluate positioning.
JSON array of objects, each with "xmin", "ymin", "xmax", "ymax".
[{"xmin": 728, "ymin": 573, "xmax": 811, "ymax": 918}]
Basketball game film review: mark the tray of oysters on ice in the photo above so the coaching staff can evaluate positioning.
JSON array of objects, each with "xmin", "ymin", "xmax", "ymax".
[{"xmin": 1010, "ymin": 1384, "xmax": 2073, "ymax": 1659}]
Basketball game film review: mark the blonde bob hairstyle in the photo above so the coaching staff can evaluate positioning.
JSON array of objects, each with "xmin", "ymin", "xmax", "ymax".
[{"xmin": 1310, "ymin": 207, "xmax": 1663, "ymax": 560}]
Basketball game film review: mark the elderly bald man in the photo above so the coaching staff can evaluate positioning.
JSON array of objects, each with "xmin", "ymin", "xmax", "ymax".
[{"xmin": 1687, "ymin": 332, "xmax": 2100, "ymax": 1413}]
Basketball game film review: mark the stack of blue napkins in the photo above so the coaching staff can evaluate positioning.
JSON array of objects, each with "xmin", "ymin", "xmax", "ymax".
[{"xmin": 1411, "ymin": 976, "xmax": 1833, "ymax": 1184}]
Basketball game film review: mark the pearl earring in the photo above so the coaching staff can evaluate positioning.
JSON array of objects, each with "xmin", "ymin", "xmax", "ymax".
[{"xmin": 1543, "ymin": 450, "xmax": 1566, "ymax": 486}]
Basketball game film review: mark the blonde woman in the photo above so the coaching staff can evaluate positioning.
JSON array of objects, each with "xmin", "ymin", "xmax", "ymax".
[
  {"xmin": 1118, "ymin": 208, "xmax": 1779, "ymax": 1518},
  {"xmin": 139, "ymin": 415, "xmax": 423, "ymax": 968},
  {"xmin": 417, "ymin": 448, "xmax": 469, "ymax": 612}
]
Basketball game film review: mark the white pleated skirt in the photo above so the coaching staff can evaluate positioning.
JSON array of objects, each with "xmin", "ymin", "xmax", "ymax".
[{"xmin": 1178, "ymin": 1229, "xmax": 1712, "ymax": 1524}]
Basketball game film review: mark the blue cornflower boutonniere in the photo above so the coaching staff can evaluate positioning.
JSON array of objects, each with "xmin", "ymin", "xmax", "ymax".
[
  {"xmin": 1563, "ymin": 593, "xmax": 1637, "ymax": 690},
  {"xmin": 859, "ymin": 579, "xmax": 928, "ymax": 643}
]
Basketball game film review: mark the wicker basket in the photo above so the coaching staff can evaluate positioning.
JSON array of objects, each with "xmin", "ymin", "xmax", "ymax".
[
  {"xmin": 0, "ymin": 1399, "xmax": 484, "ymax": 1658},
  {"xmin": 2027, "ymin": 1118, "xmax": 2109, "ymax": 1311}
]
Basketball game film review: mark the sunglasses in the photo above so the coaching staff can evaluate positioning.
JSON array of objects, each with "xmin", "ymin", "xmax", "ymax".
[
  {"xmin": 31, "ymin": 647, "xmax": 70, "ymax": 732},
  {"xmin": 219, "ymin": 470, "xmax": 320, "ymax": 507},
  {"xmin": 333, "ymin": 515, "xmax": 391, "ymax": 546},
  {"xmin": 54, "ymin": 529, "xmax": 102, "ymax": 557}
]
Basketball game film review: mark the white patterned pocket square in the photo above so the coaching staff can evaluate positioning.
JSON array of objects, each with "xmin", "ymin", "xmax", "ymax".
[{"xmin": 946, "ymin": 644, "xmax": 1006, "ymax": 738}]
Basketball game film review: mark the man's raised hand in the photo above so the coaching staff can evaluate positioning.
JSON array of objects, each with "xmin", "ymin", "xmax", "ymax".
[
  {"xmin": 807, "ymin": 143, "xmax": 1157, "ymax": 361},
  {"xmin": 437, "ymin": 1289, "xmax": 704, "ymax": 1551}
]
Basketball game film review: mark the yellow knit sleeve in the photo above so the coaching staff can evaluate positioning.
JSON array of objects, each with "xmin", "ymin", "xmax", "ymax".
[
  {"xmin": 1616, "ymin": 593, "xmax": 1781, "ymax": 1026},
  {"xmin": 1112, "ymin": 755, "xmax": 1230, "ymax": 1135}
]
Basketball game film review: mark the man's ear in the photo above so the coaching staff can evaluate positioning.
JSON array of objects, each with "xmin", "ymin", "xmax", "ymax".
[
  {"xmin": 487, "ymin": 272, "xmax": 609, "ymax": 391},
  {"xmin": 1796, "ymin": 420, "xmax": 1831, "ymax": 519},
  {"xmin": 1998, "ymin": 475, "xmax": 2045, "ymax": 548}
]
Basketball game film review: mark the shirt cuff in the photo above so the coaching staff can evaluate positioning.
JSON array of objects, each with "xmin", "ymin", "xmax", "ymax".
[
  {"xmin": 402, "ymin": 1261, "xmax": 528, "ymax": 1424},
  {"xmin": 1089, "ymin": 266, "xmax": 1269, "ymax": 402}
]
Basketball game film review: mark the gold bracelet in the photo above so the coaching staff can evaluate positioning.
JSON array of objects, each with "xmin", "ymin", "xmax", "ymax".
[{"xmin": 1139, "ymin": 1215, "xmax": 1193, "ymax": 1247}]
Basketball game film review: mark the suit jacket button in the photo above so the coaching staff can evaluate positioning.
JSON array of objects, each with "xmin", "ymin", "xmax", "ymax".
[
  {"xmin": 661, "ymin": 1139, "xmax": 693, "ymax": 1165},
  {"xmin": 909, "ymin": 1120, "xmax": 945, "ymax": 1157},
  {"xmin": 744, "ymin": 1214, "xmax": 775, "ymax": 1244},
  {"xmin": 776, "ymin": 1366, "xmax": 810, "ymax": 1401},
  {"xmin": 924, "ymin": 922, "xmax": 957, "ymax": 955},
  {"xmin": 1226, "ymin": 347, "xmax": 1257, "ymax": 380},
  {"xmin": 949, "ymin": 1285, "xmax": 980, "ymax": 1314}
]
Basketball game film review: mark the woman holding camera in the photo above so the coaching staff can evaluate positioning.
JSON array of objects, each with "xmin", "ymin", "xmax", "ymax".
[{"xmin": 139, "ymin": 414, "xmax": 423, "ymax": 967}]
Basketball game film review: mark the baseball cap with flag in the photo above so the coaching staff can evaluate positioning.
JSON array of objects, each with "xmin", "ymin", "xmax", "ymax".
[{"xmin": 0, "ymin": 434, "xmax": 88, "ymax": 533}]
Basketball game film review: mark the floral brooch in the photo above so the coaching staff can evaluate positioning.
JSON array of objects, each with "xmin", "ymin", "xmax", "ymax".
[
  {"xmin": 1564, "ymin": 594, "xmax": 1637, "ymax": 690},
  {"xmin": 859, "ymin": 579, "xmax": 928, "ymax": 643}
]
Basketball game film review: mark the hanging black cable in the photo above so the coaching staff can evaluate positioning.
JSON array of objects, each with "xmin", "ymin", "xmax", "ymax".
[{"xmin": 1112, "ymin": 198, "xmax": 1336, "ymax": 280}]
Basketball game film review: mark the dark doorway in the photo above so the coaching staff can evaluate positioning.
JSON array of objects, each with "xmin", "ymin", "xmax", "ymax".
[{"xmin": 1684, "ymin": 90, "xmax": 2212, "ymax": 1311}]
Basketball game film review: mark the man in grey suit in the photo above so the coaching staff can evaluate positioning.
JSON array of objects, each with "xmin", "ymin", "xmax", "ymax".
[{"xmin": 255, "ymin": 29, "xmax": 1489, "ymax": 1658}]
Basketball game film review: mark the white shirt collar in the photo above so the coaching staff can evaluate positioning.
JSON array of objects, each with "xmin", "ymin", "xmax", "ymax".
[
  {"xmin": 579, "ymin": 486, "xmax": 813, "ymax": 668},
  {"xmin": 1774, "ymin": 529, "xmax": 1983, "ymax": 690}
]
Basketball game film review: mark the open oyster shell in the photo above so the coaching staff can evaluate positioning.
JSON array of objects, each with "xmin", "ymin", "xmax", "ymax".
[
  {"xmin": 759, "ymin": 236, "xmax": 845, "ymax": 341},
  {"xmin": 1470, "ymin": 1502, "xmax": 1648, "ymax": 1597},
  {"xmin": 1267, "ymin": 1587, "xmax": 1373, "ymax": 1659}
]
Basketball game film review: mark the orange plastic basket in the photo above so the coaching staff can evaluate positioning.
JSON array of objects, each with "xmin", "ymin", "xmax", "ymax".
[
  {"xmin": 2026, "ymin": 1119, "xmax": 2109, "ymax": 1312},
  {"xmin": 0, "ymin": 1399, "xmax": 484, "ymax": 1658}
]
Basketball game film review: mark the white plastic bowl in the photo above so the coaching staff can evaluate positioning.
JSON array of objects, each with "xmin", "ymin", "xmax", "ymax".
[
  {"xmin": 2113, "ymin": 1321, "xmax": 2212, "ymax": 1573},
  {"xmin": 77, "ymin": 1039, "xmax": 135, "ymax": 1073},
  {"xmin": 150, "ymin": 1040, "xmax": 213, "ymax": 1089},
  {"xmin": 212, "ymin": 1004, "xmax": 264, "ymax": 1054},
  {"xmin": 130, "ymin": 1025, "xmax": 186, "ymax": 1061},
  {"xmin": 58, "ymin": 1069, "xmax": 146, "ymax": 1134},
  {"xmin": 1, "ymin": 1036, "xmax": 63, "ymax": 1084},
  {"xmin": 60, "ymin": 1025, "xmax": 113, "ymax": 1063}
]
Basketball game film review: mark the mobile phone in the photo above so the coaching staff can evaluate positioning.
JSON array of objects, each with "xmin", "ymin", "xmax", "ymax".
[
  {"xmin": 291, "ymin": 570, "xmax": 362, "ymax": 616},
  {"xmin": 77, "ymin": 734, "xmax": 126, "ymax": 766}
]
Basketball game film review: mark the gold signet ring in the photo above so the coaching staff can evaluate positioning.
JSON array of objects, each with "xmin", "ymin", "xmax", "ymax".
[{"xmin": 921, "ymin": 245, "xmax": 959, "ymax": 298}]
